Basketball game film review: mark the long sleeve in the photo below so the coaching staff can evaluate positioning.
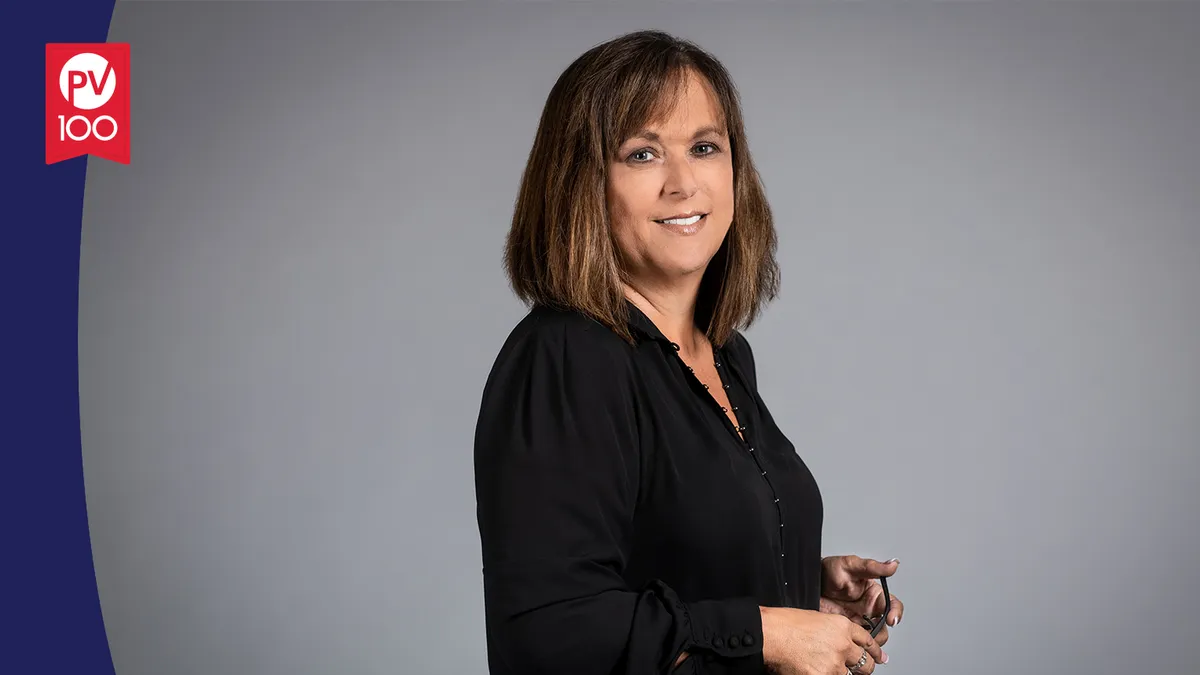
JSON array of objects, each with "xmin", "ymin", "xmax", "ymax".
[{"xmin": 473, "ymin": 315, "xmax": 766, "ymax": 675}]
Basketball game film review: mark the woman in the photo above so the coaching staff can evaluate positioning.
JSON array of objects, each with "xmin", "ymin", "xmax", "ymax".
[{"xmin": 473, "ymin": 30, "xmax": 904, "ymax": 675}]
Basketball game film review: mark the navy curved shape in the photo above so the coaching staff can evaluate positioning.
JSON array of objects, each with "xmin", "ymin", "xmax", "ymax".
[{"xmin": 5, "ymin": 1, "xmax": 118, "ymax": 673}]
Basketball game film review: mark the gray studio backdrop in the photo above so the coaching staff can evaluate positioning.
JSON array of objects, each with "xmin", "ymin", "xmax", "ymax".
[{"xmin": 80, "ymin": 2, "xmax": 1199, "ymax": 674}]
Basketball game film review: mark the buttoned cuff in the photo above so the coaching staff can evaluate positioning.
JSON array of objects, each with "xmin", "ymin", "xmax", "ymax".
[{"xmin": 680, "ymin": 597, "xmax": 763, "ymax": 660}]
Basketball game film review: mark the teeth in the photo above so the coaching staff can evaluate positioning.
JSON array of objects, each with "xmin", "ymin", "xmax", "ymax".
[{"xmin": 658, "ymin": 214, "xmax": 703, "ymax": 226}]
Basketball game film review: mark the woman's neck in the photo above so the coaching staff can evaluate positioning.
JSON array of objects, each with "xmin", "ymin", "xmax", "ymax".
[{"xmin": 622, "ymin": 280, "xmax": 707, "ymax": 355}]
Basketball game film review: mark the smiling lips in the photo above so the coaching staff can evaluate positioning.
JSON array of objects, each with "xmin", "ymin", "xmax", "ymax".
[{"xmin": 653, "ymin": 211, "xmax": 708, "ymax": 234}]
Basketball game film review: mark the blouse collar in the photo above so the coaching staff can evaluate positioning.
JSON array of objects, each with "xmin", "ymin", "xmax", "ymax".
[{"xmin": 624, "ymin": 300, "xmax": 668, "ymax": 343}]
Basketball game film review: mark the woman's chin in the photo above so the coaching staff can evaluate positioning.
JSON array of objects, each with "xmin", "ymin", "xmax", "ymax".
[{"xmin": 650, "ymin": 255, "xmax": 718, "ymax": 279}]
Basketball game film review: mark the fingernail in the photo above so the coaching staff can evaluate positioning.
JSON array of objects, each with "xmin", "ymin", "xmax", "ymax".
[
  {"xmin": 882, "ymin": 652, "xmax": 889, "ymax": 664},
  {"xmin": 886, "ymin": 558, "xmax": 899, "ymax": 563}
]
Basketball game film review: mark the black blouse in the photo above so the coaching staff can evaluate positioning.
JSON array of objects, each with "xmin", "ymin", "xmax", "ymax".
[{"xmin": 473, "ymin": 302, "xmax": 825, "ymax": 675}]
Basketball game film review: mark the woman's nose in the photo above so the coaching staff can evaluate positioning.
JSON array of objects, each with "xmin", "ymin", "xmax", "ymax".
[{"xmin": 662, "ymin": 156, "xmax": 699, "ymax": 198}]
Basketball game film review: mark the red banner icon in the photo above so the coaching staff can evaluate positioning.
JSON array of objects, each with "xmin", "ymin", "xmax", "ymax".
[{"xmin": 46, "ymin": 42, "xmax": 130, "ymax": 165}]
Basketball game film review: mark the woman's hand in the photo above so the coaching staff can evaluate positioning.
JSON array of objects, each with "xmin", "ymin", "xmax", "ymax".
[
  {"xmin": 819, "ymin": 556, "xmax": 904, "ymax": 647},
  {"xmin": 760, "ymin": 606, "xmax": 886, "ymax": 675}
]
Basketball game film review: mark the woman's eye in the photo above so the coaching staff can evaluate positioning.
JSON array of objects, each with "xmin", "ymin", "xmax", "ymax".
[{"xmin": 624, "ymin": 143, "xmax": 719, "ymax": 163}]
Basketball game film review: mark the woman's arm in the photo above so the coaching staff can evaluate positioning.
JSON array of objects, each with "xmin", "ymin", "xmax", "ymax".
[{"xmin": 474, "ymin": 316, "xmax": 765, "ymax": 675}]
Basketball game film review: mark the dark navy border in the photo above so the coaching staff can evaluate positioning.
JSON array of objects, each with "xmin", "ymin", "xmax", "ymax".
[{"xmin": 4, "ymin": 0, "xmax": 118, "ymax": 673}]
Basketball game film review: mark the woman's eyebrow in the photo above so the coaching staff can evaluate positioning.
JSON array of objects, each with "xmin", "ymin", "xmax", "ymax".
[{"xmin": 626, "ymin": 125, "xmax": 729, "ymax": 144}]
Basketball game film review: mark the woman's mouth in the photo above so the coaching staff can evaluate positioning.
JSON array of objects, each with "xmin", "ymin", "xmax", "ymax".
[
  {"xmin": 654, "ymin": 214, "xmax": 704, "ymax": 226},
  {"xmin": 653, "ymin": 212, "xmax": 708, "ymax": 234}
]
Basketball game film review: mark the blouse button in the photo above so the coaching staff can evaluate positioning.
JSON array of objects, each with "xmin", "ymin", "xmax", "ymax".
[
  {"xmin": 723, "ymin": 384, "xmax": 730, "ymax": 389},
  {"xmin": 727, "ymin": 635, "xmax": 741, "ymax": 648},
  {"xmin": 671, "ymin": 342, "xmax": 681, "ymax": 351},
  {"xmin": 711, "ymin": 636, "xmax": 723, "ymax": 649},
  {"xmin": 742, "ymin": 632, "xmax": 755, "ymax": 646}
]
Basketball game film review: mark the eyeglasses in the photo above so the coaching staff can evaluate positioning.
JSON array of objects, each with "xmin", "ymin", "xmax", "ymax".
[{"xmin": 866, "ymin": 576, "xmax": 892, "ymax": 639}]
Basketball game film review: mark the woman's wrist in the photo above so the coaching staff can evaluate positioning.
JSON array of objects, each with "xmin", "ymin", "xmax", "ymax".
[{"xmin": 759, "ymin": 606, "xmax": 782, "ymax": 667}]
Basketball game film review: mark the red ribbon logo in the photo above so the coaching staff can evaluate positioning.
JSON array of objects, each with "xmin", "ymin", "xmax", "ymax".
[{"xmin": 46, "ymin": 43, "xmax": 130, "ymax": 165}]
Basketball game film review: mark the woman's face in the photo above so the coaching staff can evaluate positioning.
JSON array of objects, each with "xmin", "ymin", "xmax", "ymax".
[{"xmin": 607, "ymin": 69, "xmax": 735, "ymax": 287}]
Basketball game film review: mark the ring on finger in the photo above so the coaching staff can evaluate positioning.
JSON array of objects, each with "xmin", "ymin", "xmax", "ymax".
[{"xmin": 850, "ymin": 648, "xmax": 868, "ymax": 672}]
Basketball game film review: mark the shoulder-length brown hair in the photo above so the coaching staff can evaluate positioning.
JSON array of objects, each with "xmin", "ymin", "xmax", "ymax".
[{"xmin": 503, "ymin": 30, "xmax": 780, "ymax": 346}]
